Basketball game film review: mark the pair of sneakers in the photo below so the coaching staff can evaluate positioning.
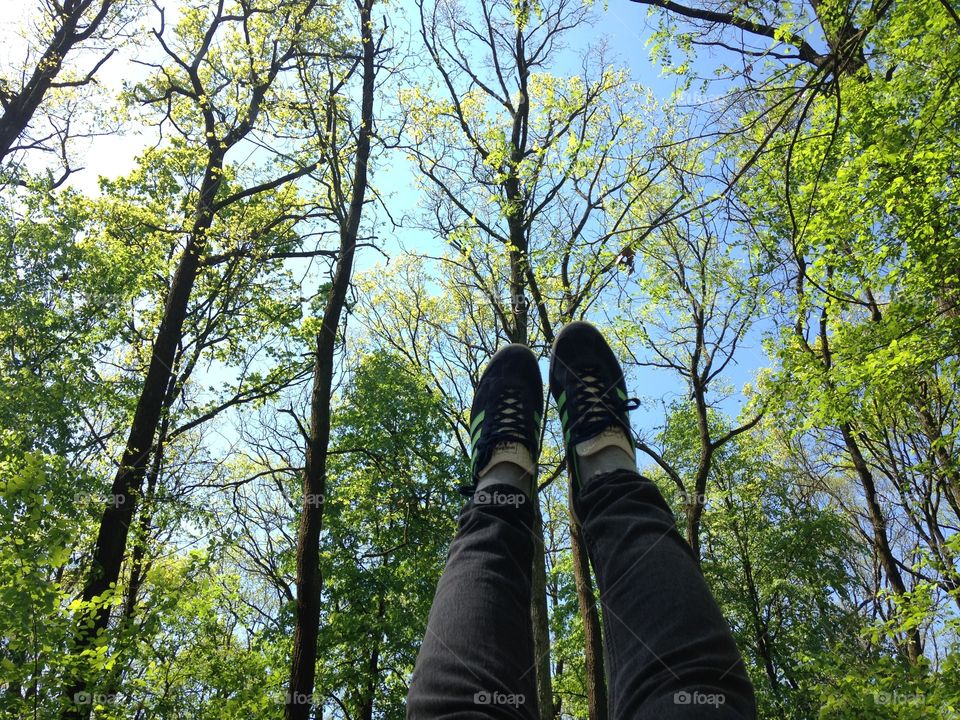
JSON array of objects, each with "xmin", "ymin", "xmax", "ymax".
[{"xmin": 468, "ymin": 321, "xmax": 640, "ymax": 498}]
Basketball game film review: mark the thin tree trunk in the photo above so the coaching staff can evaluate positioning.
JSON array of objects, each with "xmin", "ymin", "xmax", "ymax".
[
  {"xmin": 285, "ymin": 3, "xmax": 375, "ymax": 718},
  {"xmin": 726, "ymin": 504, "xmax": 782, "ymax": 700},
  {"xmin": 540, "ymin": 307, "xmax": 606, "ymax": 720},
  {"xmin": 508, "ymin": 239, "xmax": 552, "ymax": 719},
  {"xmin": 808, "ymin": 0, "xmax": 869, "ymax": 74},
  {"xmin": 685, "ymin": 329, "xmax": 713, "ymax": 562},
  {"xmin": 530, "ymin": 500, "xmax": 554, "ymax": 719},
  {"xmin": 569, "ymin": 499, "xmax": 607, "ymax": 720},
  {"xmin": 359, "ymin": 641, "xmax": 380, "ymax": 720},
  {"xmin": 97, "ymin": 438, "xmax": 163, "ymax": 705},
  {"xmin": 119, "ymin": 399, "xmax": 170, "ymax": 623},
  {"xmin": 839, "ymin": 422, "xmax": 922, "ymax": 662},
  {"xmin": 358, "ymin": 596, "xmax": 385, "ymax": 720},
  {"xmin": 501, "ymin": 92, "xmax": 553, "ymax": 713},
  {"xmin": 684, "ymin": 462, "xmax": 709, "ymax": 563},
  {"xmin": 918, "ymin": 394, "xmax": 960, "ymax": 516}
]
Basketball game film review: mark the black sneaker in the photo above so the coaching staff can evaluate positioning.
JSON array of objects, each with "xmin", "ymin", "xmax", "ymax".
[
  {"xmin": 464, "ymin": 344, "xmax": 544, "ymax": 496},
  {"xmin": 549, "ymin": 322, "xmax": 639, "ymax": 489}
]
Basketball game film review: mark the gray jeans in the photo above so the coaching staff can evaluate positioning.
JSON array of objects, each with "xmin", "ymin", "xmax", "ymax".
[{"xmin": 406, "ymin": 470, "xmax": 756, "ymax": 719}]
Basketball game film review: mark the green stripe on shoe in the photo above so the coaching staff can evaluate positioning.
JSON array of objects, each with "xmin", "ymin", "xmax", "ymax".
[
  {"xmin": 469, "ymin": 410, "xmax": 485, "ymax": 435},
  {"xmin": 557, "ymin": 390, "xmax": 567, "ymax": 411}
]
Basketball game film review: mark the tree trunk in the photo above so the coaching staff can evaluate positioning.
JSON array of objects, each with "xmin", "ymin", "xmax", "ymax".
[
  {"xmin": 508, "ymin": 235, "xmax": 552, "ymax": 719},
  {"xmin": 358, "ymin": 596, "xmax": 385, "ymax": 720},
  {"xmin": 840, "ymin": 422, "xmax": 922, "ymax": 662},
  {"xmin": 285, "ymin": 3, "xmax": 375, "ymax": 718},
  {"xmin": 683, "ymin": 306, "xmax": 713, "ymax": 562},
  {"xmin": 530, "ymin": 500, "xmax": 554, "ymax": 719},
  {"xmin": 727, "ymin": 507, "xmax": 782, "ymax": 700},
  {"xmin": 569, "ymin": 498, "xmax": 607, "ymax": 720},
  {"xmin": 501, "ymin": 97, "xmax": 553, "ymax": 714},
  {"xmin": 539, "ymin": 303, "xmax": 606, "ymax": 720},
  {"xmin": 917, "ymin": 394, "xmax": 960, "ymax": 517},
  {"xmin": 685, "ymin": 485, "xmax": 706, "ymax": 562},
  {"xmin": 685, "ymin": 392, "xmax": 712, "ymax": 561},
  {"xmin": 62, "ymin": 148, "xmax": 224, "ymax": 720},
  {"xmin": 809, "ymin": 0, "xmax": 869, "ymax": 74}
]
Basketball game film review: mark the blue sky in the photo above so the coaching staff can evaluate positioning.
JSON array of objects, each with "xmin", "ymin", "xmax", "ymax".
[
  {"xmin": 351, "ymin": 1, "xmax": 770, "ymax": 438},
  {"xmin": 2, "ymin": 0, "xmax": 771, "ymax": 448}
]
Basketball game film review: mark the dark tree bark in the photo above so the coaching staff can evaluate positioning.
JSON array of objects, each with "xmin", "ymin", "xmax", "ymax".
[
  {"xmin": 686, "ymin": 338, "xmax": 714, "ymax": 563},
  {"xmin": 63, "ymin": 145, "xmax": 225, "ymax": 720},
  {"xmin": 718, "ymin": 483, "xmax": 785, "ymax": 706},
  {"xmin": 808, "ymin": 0, "xmax": 871, "ymax": 73},
  {"xmin": 629, "ymin": 0, "xmax": 826, "ymax": 67},
  {"xmin": 792, "ymin": 268, "xmax": 922, "ymax": 663},
  {"xmin": 0, "ymin": 0, "xmax": 117, "ymax": 163},
  {"xmin": 63, "ymin": 2, "xmax": 321, "ymax": 715},
  {"xmin": 631, "ymin": 222, "xmax": 763, "ymax": 563},
  {"xmin": 411, "ymin": 1, "xmax": 650, "ymax": 712},
  {"xmin": 569, "ymin": 502, "xmax": 607, "ymax": 720},
  {"xmin": 493, "ymin": 7, "xmax": 552, "ymax": 713},
  {"xmin": 285, "ymin": 2, "xmax": 377, "ymax": 718},
  {"xmin": 839, "ymin": 422, "xmax": 922, "ymax": 662},
  {"xmin": 358, "ymin": 596, "xmax": 385, "ymax": 720},
  {"xmin": 528, "ymin": 502, "xmax": 554, "ymax": 719},
  {"xmin": 634, "ymin": 0, "xmax": 924, "ymax": 665},
  {"xmin": 629, "ymin": 0, "xmax": 890, "ymax": 81}
]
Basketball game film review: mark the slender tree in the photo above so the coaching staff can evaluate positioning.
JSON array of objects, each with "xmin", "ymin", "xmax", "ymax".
[
  {"xmin": 286, "ymin": 1, "xmax": 380, "ymax": 717},
  {"xmin": 62, "ymin": 1, "xmax": 336, "ymax": 714},
  {"xmin": 618, "ymin": 204, "xmax": 766, "ymax": 561}
]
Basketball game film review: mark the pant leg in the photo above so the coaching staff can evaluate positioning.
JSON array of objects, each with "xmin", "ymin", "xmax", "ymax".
[
  {"xmin": 407, "ymin": 484, "xmax": 539, "ymax": 720},
  {"xmin": 573, "ymin": 469, "xmax": 756, "ymax": 720}
]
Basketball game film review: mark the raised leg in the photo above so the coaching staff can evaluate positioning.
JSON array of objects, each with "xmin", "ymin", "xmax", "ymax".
[{"xmin": 406, "ymin": 487, "xmax": 539, "ymax": 720}]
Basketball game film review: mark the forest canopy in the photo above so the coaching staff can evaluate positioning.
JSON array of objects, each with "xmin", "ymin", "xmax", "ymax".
[{"xmin": 1, "ymin": 0, "xmax": 958, "ymax": 718}]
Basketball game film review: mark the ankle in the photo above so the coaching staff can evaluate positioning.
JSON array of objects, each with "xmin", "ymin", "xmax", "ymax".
[
  {"xmin": 476, "ymin": 441, "xmax": 535, "ymax": 498},
  {"xmin": 475, "ymin": 463, "xmax": 534, "ymax": 499},
  {"xmin": 575, "ymin": 428, "xmax": 636, "ymax": 484}
]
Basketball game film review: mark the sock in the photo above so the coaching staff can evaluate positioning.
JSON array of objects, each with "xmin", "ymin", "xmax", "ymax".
[
  {"xmin": 475, "ymin": 441, "xmax": 535, "ymax": 498},
  {"xmin": 575, "ymin": 426, "xmax": 636, "ymax": 483}
]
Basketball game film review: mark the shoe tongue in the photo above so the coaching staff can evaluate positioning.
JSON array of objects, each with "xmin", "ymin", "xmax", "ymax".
[
  {"xmin": 575, "ymin": 426, "xmax": 635, "ymax": 460},
  {"xmin": 478, "ymin": 441, "xmax": 536, "ymax": 476}
]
